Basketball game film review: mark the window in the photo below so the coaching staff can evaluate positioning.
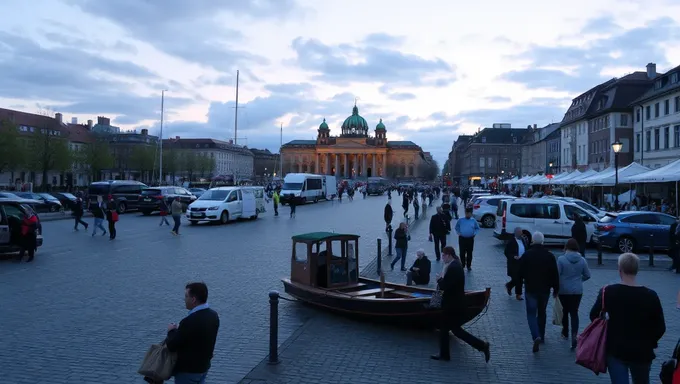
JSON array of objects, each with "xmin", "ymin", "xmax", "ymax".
[
  {"xmin": 481, "ymin": 137, "xmax": 486, "ymax": 143},
  {"xmin": 511, "ymin": 160, "xmax": 515, "ymax": 168},
  {"xmin": 604, "ymin": 115, "xmax": 610, "ymax": 128},
  {"xmin": 636, "ymin": 133, "xmax": 641, "ymax": 152},
  {"xmin": 671, "ymin": 72, "xmax": 678, "ymax": 84},
  {"xmin": 226, "ymin": 191, "xmax": 238, "ymax": 202},
  {"xmin": 503, "ymin": 158, "xmax": 509, "ymax": 168},
  {"xmin": 655, "ymin": 103, "xmax": 660, "ymax": 117},
  {"xmin": 636, "ymin": 108, "xmax": 641, "ymax": 122},
  {"xmin": 479, "ymin": 158, "xmax": 485, "ymax": 167},
  {"xmin": 665, "ymin": 99, "xmax": 670, "ymax": 115},
  {"xmin": 655, "ymin": 80, "xmax": 662, "ymax": 89},
  {"xmin": 646, "ymin": 105, "xmax": 651, "ymax": 120},
  {"xmin": 646, "ymin": 131, "xmax": 651, "ymax": 151},
  {"xmin": 620, "ymin": 114, "xmax": 628, "ymax": 126},
  {"xmin": 675, "ymin": 126, "xmax": 680, "ymax": 147},
  {"xmin": 655, "ymin": 128, "xmax": 660, "ymax": 150},
  {"xmin": 510, "ymin": 204, "xmax": 533, "ymax": 218},
  {"xmin": 675, "ymin": 96, "xmax": 680, "ymax": 113},
  {"xmin": 536, "ymin": 204, "xmax": 561, "ymax": 219},
  {"xmin": 564, "ymin": 205, "xmax": 589, "ymax": 221},
  {"xmin": 665, "ymin": 127, "xmax": 670, "ymax": 149},
  {"xmin": 294, "ymin": 242, "xmax": 308, "ymax": 263}
]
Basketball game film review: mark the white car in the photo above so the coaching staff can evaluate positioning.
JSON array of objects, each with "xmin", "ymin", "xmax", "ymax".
[
  {"xmin": 186, "ymin": 186, "xmax": 260, "ymax": 224},
  {"xmin": 494, "ymin": 198, "xmax": 599, "ymax": 245},
  {"xmin": 472, "ymin": 195, "xmax": 516, "ymax": 228},
  {"xmin": 542, "ymin": 196, "xmax": 607, "ymax": 218}
]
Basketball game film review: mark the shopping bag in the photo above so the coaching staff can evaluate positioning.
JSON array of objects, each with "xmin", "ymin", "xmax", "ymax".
[
  {"xmin": 137, "ymin": 342, "xmax": 177, "ymax": 381},
  {"xmin": 575, "ymin": 286, "xmax": 608, "ymax": 374},
  {"xmin": 552, "ymin": 296, "xmax": 563, "ymax": 326},
  {"xmin": 429, "ymin": 288, "xmax": 443, "ymax": 308},
  {"xmin": 111, "ymin": 211, "xmax": 119, "ymax": 222}
]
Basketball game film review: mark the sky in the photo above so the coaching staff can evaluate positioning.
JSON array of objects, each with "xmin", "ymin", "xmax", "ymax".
[{"xmin": 2, "ymin": 0, "xmax": 680, "ymax": 167}]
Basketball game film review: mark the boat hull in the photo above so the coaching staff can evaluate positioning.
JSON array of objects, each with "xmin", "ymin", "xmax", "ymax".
[{"xmin": 282, "ymin": 278, "xmax": 490, "ymax": 329}]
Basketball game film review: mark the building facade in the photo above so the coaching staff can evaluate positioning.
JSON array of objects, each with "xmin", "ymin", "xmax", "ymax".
[
  {"xmin": 520, "ymin": 123, "xmax": 560, "ymax": 175},
  {"xmin": 448, "ymin": 135, "xmax": 472, "ymax": 184},
  {"xmin": 249, "ymin": 148, "xmax": 280, "ymax": 178},
  {"xmin": 280, "ymin": 105, "xmax": 427, "ymax": 179},
  {"xmin": 545, "ymin": 128, "xmax": 561, "ymax": 174},
  {"xmin": 632, "ymin": 63, "xmax": 680, "ymax": 168},
  {"xmin": 162, "ymin": 138, "xmax": 254, "ymax": 180}
]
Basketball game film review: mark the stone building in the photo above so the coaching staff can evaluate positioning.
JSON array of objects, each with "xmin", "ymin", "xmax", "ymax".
[
  {"xmin": 162, "ymin": 138, "xmax": 254, "ymax": 180},
  {"xmin": 520, "ymin": 123, "xmax": 560, "ymax": 175},
  {"xmin": 280, "ymin": 105, "xmax": 427, "ymax": 179},
  {"xmin": 249, "ymin": 148, "xmax": 280, "ymax": 178}
]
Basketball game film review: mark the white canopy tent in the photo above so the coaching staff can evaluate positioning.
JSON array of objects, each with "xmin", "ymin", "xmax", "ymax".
[
  {"xmin": 587, "ymin": 163, "xmax": 650, "ymax": 186},
  {"xmin": 549, "ymin": 171, "xmax": 575, "ymax": 184},
  {"xmin": 565, "ymin": 169, "xmax": 601, "ymax": 185},
  {"xmin": 513, "ymin": 175, "xmax": 532, "ymax": 184},
  {"xmin": 553, "ymin": 170, "xmax": 582, "ymax": 184},
  {"xmin": 519, "ymin": 174, "xmax": 546, "ymax": 185},
  {"xmin": 624, "ymin": 159, "xmax": 680, "ymax": 183},
  {"xmin": 502, "ymin": 176, "xmax": 519, "ymax": 185}
]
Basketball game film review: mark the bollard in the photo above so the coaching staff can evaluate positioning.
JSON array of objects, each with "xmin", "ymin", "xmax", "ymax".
[
  {"xmin": 268, "ymin": 291, "xmax": 280, "ymax": 365},
  {"xmin": 597, "ymin": 240, "xmax": 603, "ymax": 266},
  {"xmin": 377, "ymin": 238, "xmax": 382, "ymax": 275},
  {"xmin": 387, "ymin": 228, "xmax": 393, "ymax": 256},
  {"xmin": 648, "ymin": 235, "xmax": 655, "ymax": 267}
]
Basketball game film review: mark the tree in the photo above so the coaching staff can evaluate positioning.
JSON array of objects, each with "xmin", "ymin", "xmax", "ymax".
[
  {"xmin": 129, "ymin": 146, "xmax": 155, "ymax": 183},
  {"xmin": 181, "ymin": 151, "xmax": 197, "ymax": 181},
  {"xmin": 418, "ymin": 160, "xmax": 440, "ymax": 181},
  {"xmin": 197, "ymin": 154, "xmax": 216, "ymax": 178},
  {"xmin": 83, "ymin": 134, "xmax": 114, "ymax": 182},
  {"xmin": 27, "ymin": 125, "xmax": 72, "ymax": 190},
  {"xmin": 0, "ymin": 120, "xmax": 26, "ymax": 180}
]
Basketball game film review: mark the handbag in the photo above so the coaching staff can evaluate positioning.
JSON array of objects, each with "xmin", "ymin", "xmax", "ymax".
[
  {"xmin": 575, "ymin": 286, "xmax": 608, "ymax": 374},
  {"xmin": 552, "ymin": 296, "xmax": 563, "ymax": 326},
  {"xmin": 660, "ymin": 338, "xmax": 680, "ymax": 384},
  {"xmin": 137, "ymin": 341, "xmax": 177, "ymax": 381},
  {"xmin": 429, "ymin": 287, "xmax": 443, "ymax": 308},
  {"xmin": 111, "ymin": 211, "xmax": 119, "ymax": 222}
]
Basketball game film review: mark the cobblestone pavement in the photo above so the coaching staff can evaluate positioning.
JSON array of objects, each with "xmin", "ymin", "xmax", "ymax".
[
  {"xmin": 243, "ymin": 207, "xmax": 680, "ymax": 384},
  {"xmin": 0, "ymin": 195, "xmax": 398, "ymax": 384}
]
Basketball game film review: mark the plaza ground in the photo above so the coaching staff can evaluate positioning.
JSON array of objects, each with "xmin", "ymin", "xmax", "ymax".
[{"xmin": 0, "ymin": 197, "xmax": 678, "ymax": 383}]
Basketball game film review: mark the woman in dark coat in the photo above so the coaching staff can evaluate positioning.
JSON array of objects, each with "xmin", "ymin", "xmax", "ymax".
[
  {"xmin": 570, "ymin": 214, "xmax": 587, "ymax": 257},
  {"xmin": 384, "ymin": 200, "xmax": 393, "ymax": 232}
]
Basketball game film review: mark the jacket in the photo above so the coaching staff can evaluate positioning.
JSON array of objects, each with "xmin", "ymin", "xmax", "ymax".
[
  {"xmin": 92, "ymin": 202, "xmax": 105, "ymax": 219},
  {"xmin": 437, "ymin": 259, "xmax": 466, "ymax": 318},
  {"xmin": 571, "ymin": 219, "xmax": 588, "ymax": 246},
  {"xmin": 429, "ymin": 213, "xmax": 449, "ymax": 236},
  {"xmin": 409, "ymin": 256, "xmax": 431, "ymax": 285},
  {"xmin": 171, "ymin": 199, "xmax": 183, "ymax": 215},
  {"xmin": 384, "ymin": 204, "xmax": 393, "ymax": 223},
  {"xmin": 166, "ymin": 307, "xmax": 220, "ymax": 374},
  {"xmin": 273, "ymin": 192, "xmax": 280, "ymax": 204},
  {"xmin": 394, "ymin": 227, "xmax": 408, "ymax": 249},
  {"xmin": 518, "ymin": 244, "xmax": 559, "ymax": 295},
  {"xmin": 504, "ymin": 236, "xmax": 527, "ymax": 277},
  {"xmin": 557, "ymin": 250, "xmax": 591, "ymax": 294},
  {"xmin": 73, "ymin": 199, "xmax": 84, "ymax": 216}
]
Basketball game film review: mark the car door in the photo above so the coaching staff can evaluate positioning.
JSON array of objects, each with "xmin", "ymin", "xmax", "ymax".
[
  {"xmin": 531, "ymin": 203, "xmax": 563, "ymax": 244},
  {"xmin": 620, "ymin": 214, "xmax": 656, "ymax": 249},
  {"xmin": 235, "ymin": 190, "xmax": 243, "ymax": 217},
  {"xmin": 653, "ymin": 215, "xmax": 676, "ymax": 249},
  {"xmin": 0, "ymin": 204, "xmax": 10, "ymax": 245}
]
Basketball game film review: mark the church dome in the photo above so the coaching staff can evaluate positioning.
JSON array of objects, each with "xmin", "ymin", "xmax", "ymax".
[
  {"xmin": 375, "ymin": 118, "xmax": 386, "ymax": 131},
  {"xmin": 341, "ymin": 105, "xmax": 369, "ymax": 137},
  {"xmin": 319, "ymin": 118, "xmax": 329, "ymax": 130}
]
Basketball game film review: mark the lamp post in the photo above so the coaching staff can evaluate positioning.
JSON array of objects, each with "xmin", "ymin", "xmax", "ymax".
[
  {"xmin": 612, "ymin": 141, "xmax": 623, "ymax": 211},
  {"xmin": 548, "ymin": 162, "xmax": 553, "ymax": 191}
]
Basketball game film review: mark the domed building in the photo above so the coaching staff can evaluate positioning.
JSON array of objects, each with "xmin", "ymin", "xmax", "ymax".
[{"xmin": 281, "ymin": 104, "xmax": 427, "ymax": 179}]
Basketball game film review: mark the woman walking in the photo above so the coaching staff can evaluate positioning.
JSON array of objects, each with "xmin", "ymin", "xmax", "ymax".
[
  {"xmin": 570, "ymin": 214, "xmax": 587, "ymax": 257},
  {"xmin": 391, "ymin": 222, "xmax": 409, "ymax": 271},
  {"xmin": 91, "ymin": 195, "xmax": 107, "ymax": 237},
  {"xmin": 557, "ymin": 238, "xmax": 591, "ymax": 348},
  {"xmin": 105, "ymin": 198, "xmax": 118, "ymax": 240},
  {"xmin": 589, "ymin": 253, "xmax": 665, "ymax": 383},
  {"xmin": 170, "ymin": 198, "xmax": 183, "ymax": 235}
]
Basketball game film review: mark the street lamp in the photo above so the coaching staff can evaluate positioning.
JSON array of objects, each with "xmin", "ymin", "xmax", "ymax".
[{"xmin": 612, "ymin": 141, "xmax": 623, "ymax": 211}]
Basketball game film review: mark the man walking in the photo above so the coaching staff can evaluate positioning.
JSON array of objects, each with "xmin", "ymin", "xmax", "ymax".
[
  {"xmin": 518, "ymin": 232, "xmax": 559, "ymax": 353},
  {"xmin": 429, "ymin": 207, "xmax": 450, "ymax": 261},
  {"xmin": 272, "ymin": 189, "xmax": 280, "ymax": 217},
  {"xmin": 91, "ymin": 195, "xmax": 107, "ymax": 237},
  {"xmin": 73, "ymin": 196, "xmax": 88, "ymax": 231},
  {"xmin": 171, "ymin": 198, "xmax": 183, "ymax": 236},
  {"xmin": 166, "ymin": 282, "xmax": 220, "ymax": 384},
  {"xmin": 455, "ymin": 208, "xmax": 480, "ymax": 271},
  {"xmin": 504, "ymin": 227, "xmax": 527, "ymax": 300},
  {"xmin": 384, "ymin": 199, "xmax": 393, "ymax": 232}
]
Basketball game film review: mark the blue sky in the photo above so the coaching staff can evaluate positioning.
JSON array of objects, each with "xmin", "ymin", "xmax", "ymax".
[{"xmin": 1, "ymin": 0, "xmax": 680, "ymax": 165}]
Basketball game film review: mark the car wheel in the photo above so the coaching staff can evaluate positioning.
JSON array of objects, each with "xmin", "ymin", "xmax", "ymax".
[
  {"xmin": 220, "ymin": 211, "xmax": 229, "ymax": 224},
  {"xmin": 189, "ymin": 220, "xmax": 198, "ymax": 225},
  {"xmin": 482, "ymin": 215, "xmax": 495, "ymax": 228},
  {"xmin": 617, "ymin": 236, "xmax": 635, "ymax": 253},
  {"xmin": 50, "ymin": 205, "xmax": 57, "ymax": 213},
  {"xmin": 142, "ymin": 210, "xmax": 152, "ymax": 216},
  {"xmin": 302, "ymin": 197, "xmax": 307, "ymax": 204},
  {"xmin": 118, "ymin": 202, "xmax": 127, "ymax": 214}
]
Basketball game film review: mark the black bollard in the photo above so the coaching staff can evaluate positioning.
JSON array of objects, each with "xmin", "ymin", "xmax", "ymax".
[
  {"xmin": 648, "ymin": 235, "xmax": 654, "ymax": 267},
  {"xmin": 597, "ymin": 240, "xmax": 603, "ymax": 266},
  {"xmin": 377, "ymin": 238, "xmax": 382, "ymax": 275},
  {"xmin": 268, "ymin": 291, "xmax": 280, "ymax": 365},
  {"xmin": 387, "ymin": 228, "xmax": 393, "ymax": 256}
]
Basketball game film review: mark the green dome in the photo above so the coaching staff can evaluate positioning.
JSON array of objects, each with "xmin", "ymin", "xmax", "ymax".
[
  {"xmin": 376, "ymin": 118, "xmax": 386, "ymax": 131},
  {"xmin": 319, "ymin": 118, "xmax": 329, "ymax": 130},
  {"xmin": 341, "ymin": 105, "xmax": 369, "ymax": 136}
]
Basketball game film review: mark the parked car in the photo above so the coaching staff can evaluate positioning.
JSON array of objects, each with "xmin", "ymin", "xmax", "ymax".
[
  {"xmin": 138, "ymin": 186, "xmax": 197, "ymax": 215},
  {"xmin": 50, "ymin": 192, "xmax": 79, "ymax": 210},
  {"xmin": 494, "ymin": 198, "xmax": 598, "ymax": 245},
  {"xmin": 0, "ymin": 192, "xmax": 21, "ymax": 199},
  {"xmin": 543, "ymin": 196, "xmax": 607, "ymax": 218},
  {"xmin": 466, "ymin": 192, "xmax": 492, "ymax": 208},
  {"xmin": 186, "ymin": 186, "xmax": 264, "ymax": 224},
  {"xmin": 87, "ymin": 180, "xmax": 147, "ymax": 214},
  {"xmin": 593, "ymin": 211, "xmax": 677, "ymax": 253},
  {"xmin": 472, "ymin": 195, "xmax": 515, "ymax": 228},
  {"xmin": 0, "ymin": 198, "xmax": 44, "ymax": 253},
  {"xmin": 13, "ymin": 192, "xmax": 63, "ymax": 213},
  {"xmin": 188, "ymin": 188, "xmax": 206, "ymax": 198}
]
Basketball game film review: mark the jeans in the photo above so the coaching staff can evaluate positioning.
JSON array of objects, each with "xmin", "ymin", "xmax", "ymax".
[
  {"xmin": 606, "ymin": 355, "xmax": 651, "ymax": 384},
  {"xmin": 174, "ymin": 372, "xmax": 207, "ymax": 384},
  {"xmin": 108, "ymin": 220, "xmax": 116, "ymax": 239},
  {"xmin": 391, "ymin": 247, "xmax": 407, "ymax": 270},
  {"xmin": 74, "ymin": 215, "xmax": 88, "ymax": 229},
  {"xmin": 172, "ymin": 215, "xmax": 181, "ymax": 233},
  {"xmin": 273, "ymin": 202, "xmax": 278, "ymax": 216},
  {"xmin": 558, "ymin": 294, "xmax": 582, "ymax": 337},
  {"xmin": 92, "ymin": 218, "xmax": 106, "ymax": 235},
  {"xmin": 459, "ymin": 236, "xmax": 475, "ymax": 268},
  {"xmin": 525, "ymin": 292, "xmax": 550, "ymax": 341},
  {"xmin": 160, "ymin": 215, "xmax": 170, "ymax": 226},
  {"xmin": 433, "ymin": 234, "xmax": 446, "ymax": 260}
]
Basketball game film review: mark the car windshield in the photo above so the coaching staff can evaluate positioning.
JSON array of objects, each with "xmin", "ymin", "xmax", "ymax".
[
  {"xmin": 198, "ymin": 190, "xmax": 230, "ymax": 201},
  {"xmin": 39, "ymin": 193, "xmax": 59, "ymax": 201},
  {"xmin": 141, "ymin": 189, "xmax": 162, "ymax": 196},
  {"xmin": 575, "ymin": 201, "xmax": 598, "ymax": 214},
  {"xmin": 88, "ymin": 184, "xmax": 109, "ymax": 195},
  {"xmin": 189, "ymin": 188, "xmax": 205, "ymax": 192},
  {"xmin": 282, "ymin": 182, "xmax": 303, "ymax": 190},
  {"xmin": 61, "ymin": 193, "xmax": 77, "ymax": 199}
]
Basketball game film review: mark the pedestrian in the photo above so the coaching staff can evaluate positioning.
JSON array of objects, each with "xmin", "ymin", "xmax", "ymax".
[
  {"xmin": 406, "ymin": 249, "xmax": 431, "ymax": 285},
  {"xmin": 272, "ymin": 189, "xmax": 280, "ymax": 217},
  {"xmin": 588, "ymin": 253, "xmax": 665, "ymax": 383},
  {"xmin": 570, "ymin": 214, "xmax": 587, "ymax": 257},
  {"xmin": 91, "ymin": 195, "xmax": 107, "ymax": 237},
  {"xmin": 14, "ymin": 209, "xmax": 38, "ymax": 263},
  {"xmin": 413, "ymin": 197, "xmax": 420, "ymax": 220},
  {"xmin": 159, "ymin": 197, "xmax": 170, "ymax": 226},
  {"xmin": 518, "ymin": 232, "xmax": 559, "ymax": 353},
  {"xmin": 105, "ymin": 198, "xmax": 118, "ymax": 240},
  {"xmin": 431, "ymin": 246, "xmax": 490, "ymax": 362},
  {"xmin": 384, "ymin": 199, "xmax": 393, "ymax": 232},
  {"xmin": 289, "ymin": 195, "xmax": 297, "ymax": 218},
  {"xmin": 165, "ymin": 282, "xmax": 220, "ymax": 384},
  {"xmin": 73, "ymin": 196, "xmax": 89, "ymax": 231},
  {"xmin": 504, "ymin": 227, "xmax": 527, "ymax": 301},
  {"xmin": 402, "ymin": 193, "xmax": 409, "ymax": 218},
  {"xmin": 171, "ymin": 198, "xmax": 183, "ymax": 235},
  {"xmin": 390, "ymin": 222, "xmax": 409, "ymax": 271},
  {"xmin": 455, "ymin": 208, "xmax": 480, "ymax": 271},
  {"xmin": 429, "ymin": 206, "xmax": 449, "ymax": 261},
  {"xmin": 557, "ymin": 238, "xmax": 591, "ymax": 349},
  {"xmin": 451, "ymin": 196, "xmax": 459, "ymax": 220}
]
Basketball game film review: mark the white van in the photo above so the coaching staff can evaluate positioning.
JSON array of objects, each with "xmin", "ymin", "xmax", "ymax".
[
  {"xmin": 280, "ymin": 173, "xmax": 324, "ymax": 204},
  {"xmin": 494, "ymin": 198, "xmax": 598, "ymax": 245},
  {"xmin": 186, "ymin": 186, "xmax": 264, "ymax": 224}
]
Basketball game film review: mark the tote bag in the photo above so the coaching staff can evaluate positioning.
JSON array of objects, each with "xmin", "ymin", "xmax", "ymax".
[
  {"xmin": 552, "ymin": 296, "xmax": 563, "ymax": 326},
  {"xmin": 138, "ymin": 342, "xmax": 177, "ymax": 381},
  {"xmin": 575, "ymin": 286, "xmax": 608, "ymax": 374},
  {"xmin": 429, "ymin": 287, "xmax": 443, "ymax": 308}
]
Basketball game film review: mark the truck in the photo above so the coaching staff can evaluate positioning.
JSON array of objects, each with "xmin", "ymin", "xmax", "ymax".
[
  {"xmin": 322, "ymin": 175, "xmax": 337, "ymax": 198},
  {"xmin": 366, "ymin": 177, "xmax": 388, "ymax": 196},
  {"xmin": 279, "ymin": 173, "xmax": 325, "ymax": 205}
]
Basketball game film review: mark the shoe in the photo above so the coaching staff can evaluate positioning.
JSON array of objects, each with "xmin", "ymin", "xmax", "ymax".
[
  {"xmin": 561, "ymin": 330, "xmax": 568, "ymax": 339},
  {"xmin": 74, "ymin": 228, "xmax": 78, "ymax": 231},
  {"xmin": 26, "ymin": 257, "xmax": 34, "ymax": 262},
  {"xmin": 482, "ymin": 342, "xmax": 491, "ymax": 363},
  {"xmin": 516, "ymin": 295, "xmax": 523, "ymax": 301},
  {"xmin": 532, "ymin": 338, "xmax": 541, "ymax": 353},
  {"xmin": 571, "ymin": 337, "xmax": 577, "ymax": 349},
  {"xmin": 400, "ymin": 268, "xmax": 407, "ymax": 272},
  {"xmin": 92, "ymin": 232, "xmax": 96, "ymax": 237},
  {"xmin": 505, "ymin": 284, "xmax": 512, "ymax": 296},
  {"xmin": 390, "ymin": 264, "xmax": 395, "ymax": 271},
  {"xmin": 430, "ymin": 354, "xmax": 450, "ymax": 361},
  {"xmin": 102, "ymin": 231, "xmax": 107, "ymax": 236},
  {"xmin": 467, "ymin": 267, "xmax": 472, "ymax": 272},
  {"xmin": 85, "ymin": 224, "xmax": 89, "ymax": 230}
]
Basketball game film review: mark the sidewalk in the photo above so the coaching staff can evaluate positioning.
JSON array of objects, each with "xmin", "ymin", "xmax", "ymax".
[{"xmin": 38, "ymin": 211, "xmax": 92, "ymax": 222}]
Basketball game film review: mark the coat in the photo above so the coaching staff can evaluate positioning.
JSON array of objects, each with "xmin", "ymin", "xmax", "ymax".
[
  {"xmin": 571, "ymin": 219, "xmax": 588, "ymax": 252},
  {"xmin": 504, "ymin": 236, "xmax": 527, "ymax": 277},
  {"xmin": 384, "ymin": 204, "xmax": 393, "ymax": 224},
  {"xmin": 437, "ymin": 259, "xmax": 466, "ymax": 321}
]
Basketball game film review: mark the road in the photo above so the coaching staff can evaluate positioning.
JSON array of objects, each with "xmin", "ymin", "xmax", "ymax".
[{"xmin": 0, "ymin": 196, "xmax": 393, "ymax": 384}]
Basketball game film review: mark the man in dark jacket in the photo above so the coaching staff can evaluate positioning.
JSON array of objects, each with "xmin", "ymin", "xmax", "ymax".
[
  {"xmin": 73, "ymin": 197, "xmax": 88, "ymax": 231},
  {"xmin": 406, "ymin": 249, "xmax": 431, "ymax": 285},
  {"xmin": 431, "ymin": 246, "xmax": 490, "ymax": 362},
  {"xmin": 166, "ymin": 282, "xmax": 220, "ymax": 384},
  {"xmin": 570, "ymin": 214, "xmax": 587, "ymax": 257},
  {"xmin": 518, "ymin": 232, "xmax": 559, "ymax": 353},
  {"xmin": 429, "ymin": 207, "xmax": 450, "ymax": 261},
  {"xmin": 504, "ymin": 227, "xmax": 527, "ymax": 300},
  {"xmin": 384, "ymin": 200, "xmax": 393, "ymax": 232},
  {"xmin": 669, "ymin": 220, "xmax": 679, "ymax": 272}
]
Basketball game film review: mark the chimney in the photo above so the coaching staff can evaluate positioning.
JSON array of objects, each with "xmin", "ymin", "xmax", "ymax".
[
  {"xmin": 533, "ymin": 124, "xmax": 538, "ymax": 129},
  {"xmin": 141, "ymin": 129, "xmax": 148, "ymax": 135},
  {"xmin": 175, "ymin": 136, "xmax": 180, "ymax": 140},
  {"xmin": 97, "ymin": 116, "xmax": 110, "ymax": 126},
  {"xmin": 55, "ymin": 113, "xmax": 63, "ymax": 124},
  {"xmin": 229, "ymin": 139, "xmax": 234, "ymax": 144},
  {"xmin": 71, "ymin": 117, "xmax": 78, "ymax": 124},
  {"xmin": 87, "ymin": 120, "xmax": 93, "ymax": 129},
  {"xmin": 646, "ymin": 63, "xmax": 657, "ymax": 79}
]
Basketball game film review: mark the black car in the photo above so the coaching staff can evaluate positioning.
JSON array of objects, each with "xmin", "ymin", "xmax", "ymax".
[
  {"xmin": 87, "ymin": 180, "xmax": 148, "ymax": 214},
  {"xmin": 0, "ymin": 198, "xmax": 44, "ymax": 253},
  {"xmin": 138, "ymin": 186, "xmax": 196, "ymax": 215},
  {"xmin": 14, "ymin": 192, "xmax": 64, "ymax": 213},
  {"xmin": 50, "ymin": 192, "xmax": 79, "ymax": 210}
]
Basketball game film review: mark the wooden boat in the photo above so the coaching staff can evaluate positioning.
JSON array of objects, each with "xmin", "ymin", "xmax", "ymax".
[{"xmin": 281, "ymin": 232, "xmax": 491, "ymax": 329}]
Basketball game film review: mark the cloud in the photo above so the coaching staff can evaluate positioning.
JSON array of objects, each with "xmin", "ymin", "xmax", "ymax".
[
  {"xmin": 70, "ymin": 0, "xmax": 299, "ymax": 71},
  {"xmin": 362, "ymin": 33, "xmax": 406, "ymax": 47},
  {"xmin": 455, "ymin": 98, "xmax": 569, "ymax": 128},
  {"xmin": 387, "ymin": 92, "xmax": 417, "ymax": 101},
  {"xmin": 291, "ymin": 36, "xmax": 456, "ymax": 86},
  {"xmin": 486, "ymin": 96, "xmax": 512, "ymax": 103}
]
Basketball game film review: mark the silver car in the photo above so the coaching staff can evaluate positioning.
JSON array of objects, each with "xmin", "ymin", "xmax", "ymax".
[{"xmin": 472, "ymin": 195, "xmax": 516, "ymax": 228}]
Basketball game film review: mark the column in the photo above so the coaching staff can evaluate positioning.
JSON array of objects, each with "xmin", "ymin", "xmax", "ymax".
[
  {"xmin": 372, "ymin": 154, "xmax": 377, "ymax": 177},
  {"xmin": 362, "ymin": 154, "xmax": 367, "ymax": 177},
  {"xmin": 297, "ymin": 163, "xmax": 302, "ymax": 173},
  {"xmin": 334, "ymin": 154, "xmax": 339, "ymax": 176},
  {"xmin": 315, "ymin": 154, "xmax": 319, "ymax": 174},
  {"xmin": 381, "ymin": 154, "xmax": 386, "ymax": 176},
  {"xmin": 344, "ymin": 154, "xmax": 349, "ymax": 178},
  {"xmin": 325, "ymin": 154, "xmax": 330, "ymax": 175}
]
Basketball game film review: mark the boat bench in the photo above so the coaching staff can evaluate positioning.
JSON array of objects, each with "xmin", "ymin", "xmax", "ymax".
[
  {"xmin": 390, "ymin": 290, "xmax": 415, "ymax": 297},
  {"xmin": 345, "ymin": 288, "xmax": 394, "ymax": 296}
]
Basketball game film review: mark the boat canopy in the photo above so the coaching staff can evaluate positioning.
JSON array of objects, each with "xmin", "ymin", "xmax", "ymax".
[
  {"xmin": 291, "ymin": 232, "xmax": 360, "ymax": 289},
  {"xmin": 292, "ymin": 232, "xmax": 359, "ymax": 243}
]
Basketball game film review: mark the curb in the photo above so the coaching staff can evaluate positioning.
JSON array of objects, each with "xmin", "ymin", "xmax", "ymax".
[{"xmin": 38, "ymin": 212, "xmax": 93, "ymax": 222}]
